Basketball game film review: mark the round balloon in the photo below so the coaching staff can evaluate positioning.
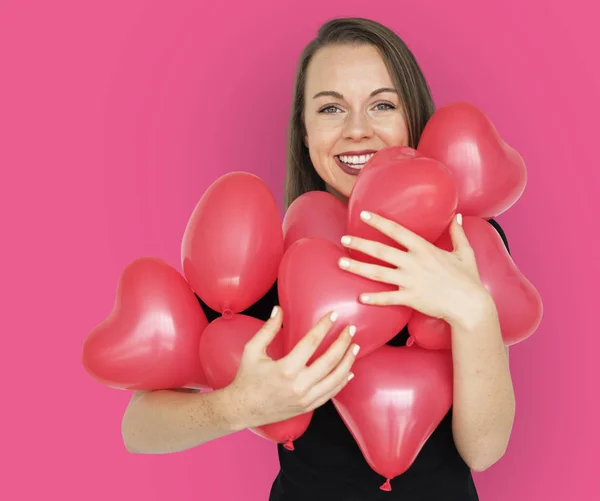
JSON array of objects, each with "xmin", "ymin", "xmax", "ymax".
[{"xmin": 181, "ymin": 172, "xmax": 284, "ymax": 314}]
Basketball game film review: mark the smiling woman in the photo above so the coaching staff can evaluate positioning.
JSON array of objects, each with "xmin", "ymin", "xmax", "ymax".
[{"xmin": 120, "ymin": 16, "xmax": 515, "ymax": 501}]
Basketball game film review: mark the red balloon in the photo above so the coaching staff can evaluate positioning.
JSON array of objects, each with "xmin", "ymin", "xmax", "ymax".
[
  {"xmin": 417, "ymin": 102, "xmax": 527, "ymax": 218},
  {"xmin": 407, "ymin": 312, "xmax": 451, "ymax": 350},
  {"xmin": 82, "ymin": 257, "xmax": 210, "ymax": 390},
  {"xmin": 282, "ymin": 191, "xmax": 347, "ymax": 251},
  {"xmin": 348, "ymin": 146, "xmax": 458, "ymax": 266},
  {"xmin": 181, "ymin": 172, "xmax": 284, "ymax": 314},
  {"xmin": 278, "ymin": 238, "xmax": 412, "ymax": 364},
  {"xmin": 408, "ymin": 217, "xmax": 543, "ymax": 348},
  {"xmin": 199, "ymin": 314, "xmax": 312, "ymax": 449},
  {"xmin": 333, "ymin": 345, "xmax": 453, "ymax": 491}
]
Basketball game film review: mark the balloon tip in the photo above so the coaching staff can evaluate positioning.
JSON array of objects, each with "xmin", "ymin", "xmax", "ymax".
[
  {"xmin": 283, "ymin": 439, "xmax": 295, "ymax": 451},
  {"xmin": 406, "ymin": 336, "xmax": 415, "ymax": 347},
  {"xmin": 222, "ymin": 308, "xmax": 233, "ymax": 320},
  {"xmin": 380, "ymin": 479, "xmax": 392, "ymax": 491}
]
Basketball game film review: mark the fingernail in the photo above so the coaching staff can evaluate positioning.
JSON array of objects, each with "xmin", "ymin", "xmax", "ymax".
[
  {"xmin": 360, "ymin": 211, "xmax": 372, "ymax": 221},
  {"xmin": 330, "ymin": 311, "xmax": 339, "ymax": 322},
  {"xmin": 347, "ymin": 373, "xmax": 355, "ymax": 381},
  {"xmin": 348, "ymin": 325, "xmax": 357, "ymax": 337},
  {"xmin": 338, "ymin": 257, "xmax": 350, "ymax": 269},
  {"xmin": 270, "ymin": 306, "xmax": 278, "ymax": 318},
  {"xmin": 341, "ymin": 235, "xmax": 352, "ymax": 246},
  {"xmin": 352, "ymin": 345, "xmax": 361, "ymax": 356},
  {"xmin": 360, "ymin": 294, "xmax": 370, "ymax": 303},
  {"xmin": 456, "ymin": 213, "xmax": 463, "ymax": 226}
]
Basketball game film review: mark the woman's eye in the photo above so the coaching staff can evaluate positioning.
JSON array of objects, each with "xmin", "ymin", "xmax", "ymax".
[
  {"xmin": 319, "ymin": 105, "xmax": 341, "ymax": 114},
  {"xmin": 375, "ymin": 102, "xmax": 395, "ymax": 111}
]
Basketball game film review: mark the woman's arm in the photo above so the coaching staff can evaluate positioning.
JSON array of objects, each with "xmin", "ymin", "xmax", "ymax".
[
  {"xmin": 121, "ymin": 308, "xmax": 358, "ymax": 454},
  {"xmin": 121, "ymin": 387, "xmax": 246, "ymax": 454},
  {"xmin": 449, "ymin": 294, "xmax": 515, "ymax": 472},
  {"xmin": 334, "ymin": 212, "xmax": 517, "ymax": 471}
]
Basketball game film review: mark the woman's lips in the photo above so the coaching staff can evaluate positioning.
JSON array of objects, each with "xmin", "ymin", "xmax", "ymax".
[{"xmin": 335, "ymin": 156, "xmax": 366, "ymax": 176}]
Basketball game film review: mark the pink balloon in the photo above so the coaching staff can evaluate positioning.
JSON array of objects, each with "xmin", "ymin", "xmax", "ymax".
[
  {"xmin": 278, "ymin": 238, "xmax": 412, "ymax": 364},
  {"xmin": 181, "ymin": 172, "xmax": 284, "ymax": 315},
  {"xmin": 408, "ymin": 217, "xmax": 543, "ymax": 348},
  {"xmin": 348, "ymin": 146, "xmax": 458, "ymax": 266},
  {"xmin": 82, "ymin": 257, "xmax": 210, "ymax": 390},
  {"xmin": 282, "ymin": 191, "xmax": 347, "ymax": 251},
  {"xmin": 417, "ymin": 102, "xmax": 527, "ymax": 218},
  {"xmin": 199, "ymin": 314, "xmax": 312, "ymax": 449},
  {"xmin": 333, "ymin": 345, "xmax": 453, "ymax": 491}
]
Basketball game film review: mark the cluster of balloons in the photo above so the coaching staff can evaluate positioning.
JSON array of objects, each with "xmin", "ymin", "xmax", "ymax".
[{"xmin": 82, "ymin": 102, "xmax": 543, "ymax": 492}]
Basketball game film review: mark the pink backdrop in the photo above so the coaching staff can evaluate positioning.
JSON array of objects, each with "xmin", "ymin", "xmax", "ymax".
[{"xmin": 1, "ymin": 0, "xmax": 598, "ymax": 499}]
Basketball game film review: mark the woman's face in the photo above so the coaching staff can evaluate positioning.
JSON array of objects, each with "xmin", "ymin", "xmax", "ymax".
[{"xmin": 303, "ymin": 44, "xmax": 409, "ymax": 201}]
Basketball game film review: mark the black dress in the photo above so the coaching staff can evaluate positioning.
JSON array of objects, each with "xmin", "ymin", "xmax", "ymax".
[{"xmin": 197, "ymin": 219, "xmax": 509, "ymax": 501}]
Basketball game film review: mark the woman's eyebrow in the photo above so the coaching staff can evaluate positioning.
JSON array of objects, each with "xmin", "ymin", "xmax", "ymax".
[{"xmin": 312, "ymin": 87, "xmax": 398, "ymax": 99}]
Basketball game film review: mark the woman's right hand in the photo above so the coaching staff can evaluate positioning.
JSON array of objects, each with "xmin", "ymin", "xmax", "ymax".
[{"xmin": 223, "ymin": 306, "xmax": 359, "ymax": 429}]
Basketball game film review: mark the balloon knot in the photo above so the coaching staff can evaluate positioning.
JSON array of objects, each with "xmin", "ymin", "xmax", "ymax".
[
  {"xmin": 406, "ymin": 336, "xmax": 415, "ymax": 347},
  {"xmin": 283, "ymin": 439, "xmax": 295, "ymax": 451},
  {"xmin": 380, "ymin": 478, "xmax": 392, "ymax": 491},
  {"xmin": 222, "ymin": 308, "xmax": 233, "ymax": 320}
]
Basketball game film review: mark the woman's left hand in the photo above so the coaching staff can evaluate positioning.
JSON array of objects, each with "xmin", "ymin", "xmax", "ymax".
[{"xmin": 338, "ymin": 211, "xmax": 493, "ymax": 328}]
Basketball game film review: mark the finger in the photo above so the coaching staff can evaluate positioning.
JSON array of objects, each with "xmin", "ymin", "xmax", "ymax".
[
  {"xmin": 282, "ymin": 310, "xmax": 339, "ymax": 372},
  {"xmin": 338, "ymin": 256, "xmax": 402, "ymax": 286},
  {"xmin": 448, "ymin": 213, "xmax": 473, "ymax": 257},
  {"xmin": 359, "ymin": 290, "xmax": 411, "ymax": 307},
  {"xmin": 359, "ymin": 211, "xmax": 427, "ymax": 252},
  {"xmin": 245, "ymin": 306, "xmax": 283, "ymax": 358},
  {"xmin": 305, "ymin": 341, "xmax": 358, "ymax": 404},
  {"xmin": 297, "ymin": 324, "xmax": 357, "ymax": 389},
  {"xmin": 340, "ymin": 235, "xmax": 410, "ymax": 268}
]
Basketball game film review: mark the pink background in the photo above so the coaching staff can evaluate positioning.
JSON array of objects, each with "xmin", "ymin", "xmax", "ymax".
[{"xmin": 1, "ymin": 0, "xmax": 598, "ymax": 499}]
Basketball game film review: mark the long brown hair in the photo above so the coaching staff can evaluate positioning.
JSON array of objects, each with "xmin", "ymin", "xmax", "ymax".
[{"xmin": 285, "ymin": 17, "xmax": 436, "ymax": 209}]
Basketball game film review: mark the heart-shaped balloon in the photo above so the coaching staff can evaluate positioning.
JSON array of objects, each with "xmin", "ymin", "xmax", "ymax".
[
  {"xmin": 408, "ymin": 217, "xmax": 543, "ymax": 349},
  {"xmin": 417, "ymin": 102, "xmax": 527, "ymax": 218},
  {"xmin": 82, "ymin": 257, "xmax": 210, "ymax": 390},
  {"xmin": 181, "ymin": 171, "xmax": 284, "ymax": 314},
  {"xmin": 199, "ymin": 314, "xmax": 312, "ymax": 449},
  {"xmin": 348, "ymin": 146, "xmax": 458, "ymax": 266},
  {"xmin": 282, "ymin": 191, "xmax": 347, "ymax": 251},
  {"xmin": 333, "ymin": 345, "xmax": 453, "ymax": 491},
  {"xmin": 278, "ymin": 238, "xmax": 412, "ymax": 364}
]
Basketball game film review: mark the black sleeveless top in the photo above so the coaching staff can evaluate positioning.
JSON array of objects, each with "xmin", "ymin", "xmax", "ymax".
[{"xmin": 197, "ymin": 219, "xmax": 509, "ymax": 501}]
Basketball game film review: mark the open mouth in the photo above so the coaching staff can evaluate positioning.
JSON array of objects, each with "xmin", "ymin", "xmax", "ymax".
[{"xmin": 335, "ymin": 153, "xmax": 376, "ymax": 175}]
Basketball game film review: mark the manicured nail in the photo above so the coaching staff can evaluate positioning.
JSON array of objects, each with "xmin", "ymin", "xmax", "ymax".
[
  {"xmin": 330, "ymin": 311, "xmax": 339, "ymax": 322},
  {"xmin": 348, "ymin": 372, "xmax": 355, "ymax": 381},
  {"xmin": 270, "ymin": 306, "xmax": 278, "ymax": 318},
  {"xmin": 360, "ymin": 294, "xmax": 370, "ymax": 303},
  {"xmin": 360, "ymin": 211, "xmax": 372, "ymax": 221},
  {"xmin": 341, "ymin": 235, "xmax": 352, "ymax": 246},
  {"xmin": 352, "ymin": 345, "xmax": 361, "ymax": 356},
  {"xmin": 339, "ymin": 257, "xmax": 350, "ymax": 269},
  {"xmin": 456, "ymin": 213, "xmax": 463, "ymax": 226},
  {"xmin": 348, "ymin": 325, "xmax": 357, "ymax": 337}
]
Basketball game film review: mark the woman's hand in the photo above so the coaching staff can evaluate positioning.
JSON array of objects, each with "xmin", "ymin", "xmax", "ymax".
[
  {"xmin": 225, "ymin": 307, "xmax": 359, "ymax": 429},
  {"xmin": 338, "ymin": 211, "xmax": 494, "ymax": 328}
]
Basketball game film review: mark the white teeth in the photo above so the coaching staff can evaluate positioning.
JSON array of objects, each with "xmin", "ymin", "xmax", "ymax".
[{"xmin": 338, "ymin": 153, "xmax": 374, "ymax": 165}]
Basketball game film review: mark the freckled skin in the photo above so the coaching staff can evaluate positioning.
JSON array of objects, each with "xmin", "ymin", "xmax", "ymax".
[{"xmin": 303, "ymin": 44, "xmax": 410, "ymax": 201}]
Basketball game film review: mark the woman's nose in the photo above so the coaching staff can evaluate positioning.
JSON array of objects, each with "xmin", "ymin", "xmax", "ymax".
[{"xmin": 342, "ymin": 111, "xmax": 373, "ymax": 140}]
